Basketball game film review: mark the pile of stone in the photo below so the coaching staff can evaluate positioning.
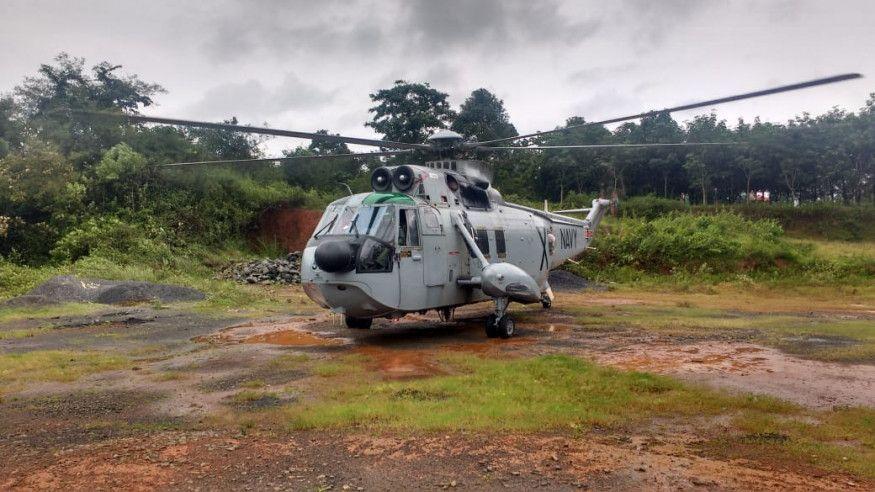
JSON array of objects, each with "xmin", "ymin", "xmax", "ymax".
[{"xmin": 219, "ymin": 252, "xmax": 302, "ymax": 285}]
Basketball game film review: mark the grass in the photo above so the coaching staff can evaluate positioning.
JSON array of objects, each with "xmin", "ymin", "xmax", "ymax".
[
  {"xmin": 282, "ymin": 354, "xmax": 791, "ymax": 431},
  {"xmin": 267, "ymin": 353, "xmax": 875, "ymax": 479},
  {"xmin": 0, "ymin": 327, "xmax": 51, "ymax": 340},
  {"xmin": 554, "ymin": 299, "xmax": 875, "ymax": 363},
  {"xmin": 0, "ymin": 302, "xmax": 105, "ymax": 324},
  {"xmin": 0, "ymin": 350, "xmax": 130, "ymax": 395}
]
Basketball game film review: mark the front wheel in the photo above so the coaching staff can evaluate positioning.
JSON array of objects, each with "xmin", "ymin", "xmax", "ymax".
[
  {"xmin": 485, "ymin": 314, "xmax": 499, "ymax": 338},
  {"xmin": 345, "ymin": 316, "xmax": 373, "ymax": 329},
  {"xmin": 497, "ymin": 315, "xmax": 515, "ymax": 339}
]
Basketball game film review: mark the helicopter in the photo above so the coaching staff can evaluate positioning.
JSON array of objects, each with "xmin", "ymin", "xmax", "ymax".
[{"xmin": 107, "ymin": 73, "xmax": 860, "ymax": 338}]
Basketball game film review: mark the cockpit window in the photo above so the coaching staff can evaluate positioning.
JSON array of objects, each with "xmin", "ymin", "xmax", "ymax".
[{"xmin": 326, "ymin": 205, "xmax": 395, "ymax": 243}]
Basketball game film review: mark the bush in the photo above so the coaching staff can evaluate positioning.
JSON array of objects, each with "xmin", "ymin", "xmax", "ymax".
[
  {"xmin": 51, "ymin": 216, "xmax": 174, "ymax": 264},
  {"xmin": 620, "ymin": 195, "xmax": 687, "ymax": 220},
  {"xmin": 714, "ymin": 202, "xmax": 875, "ymax": 241},
  {"xmin": 578, "ymin": 212, "xmax": 801, "ymax": 275}
]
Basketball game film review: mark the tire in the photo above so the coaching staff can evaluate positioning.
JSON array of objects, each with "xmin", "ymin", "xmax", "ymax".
[
  {"xmin": 541, "ymin": 299, "xmax": 552, "ymax": 309},
  {"xmin": 345, "ymin": 316, "xmax": 373, "ymax": 329},
  {"xmin": 485, "ymin": 314, "xmax": 499, "ymax": 338},
  {"xmin": 497, "ymin": 315, "xmax": 515, "ymax": 339}
]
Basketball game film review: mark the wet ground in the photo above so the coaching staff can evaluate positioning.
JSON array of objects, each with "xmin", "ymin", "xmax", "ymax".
[{"xmin": 1, "ymin": 292, "xmax": 873, "ymax": 490}]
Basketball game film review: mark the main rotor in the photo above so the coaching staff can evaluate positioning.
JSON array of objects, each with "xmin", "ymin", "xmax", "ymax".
[{"xmin": 81, "ymin": 73, "xmax": 862, "ymax": 168}]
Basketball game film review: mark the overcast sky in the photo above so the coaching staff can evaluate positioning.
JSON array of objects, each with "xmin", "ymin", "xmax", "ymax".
[{"xmin": 1, "ymin": 0, "xmax": 872, "ymax": 154}]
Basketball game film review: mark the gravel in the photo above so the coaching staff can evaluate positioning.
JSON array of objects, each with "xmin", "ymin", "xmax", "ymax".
[
  {"xmin": 218, "ymin": 252, "xmax": 302, "ymax": 285},
  {"xmin": 548, "ymin": 270, "xmax": 607, "ymax": 292}
]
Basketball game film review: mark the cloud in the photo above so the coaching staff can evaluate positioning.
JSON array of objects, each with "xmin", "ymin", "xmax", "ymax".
[
  {"xmin": 200, "ymin": 0, "xmax": 601, "ymax": 64},
  {"xmin": 186, "ymin": 73, "xmax": 337, "ymax": 121}
]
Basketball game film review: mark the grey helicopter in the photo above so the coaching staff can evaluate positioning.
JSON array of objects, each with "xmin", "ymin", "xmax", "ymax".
[{"xmin": 105, "ymin": 73, "xmax": 860, "ymax": 338}]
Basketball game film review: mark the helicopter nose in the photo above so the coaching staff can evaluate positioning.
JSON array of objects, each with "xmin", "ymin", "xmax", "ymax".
[{"xmin": 314, "ymin": 240, "xmax": 356, "ymax": 273}]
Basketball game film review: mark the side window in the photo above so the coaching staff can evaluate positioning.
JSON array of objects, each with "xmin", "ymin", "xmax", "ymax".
[
  {"xmin": 475, "ymin": 228, "xmax": 490, "ymax": 259},
  {"xmin": 495, "ymin": 229, "xmax": 507, "ymax": 258},
  {"xmin": 398, "ymin": 209, "xmax": 420, "ymax": 247},
  {"xmin": 419, "ymin": 207, "xmax": 443, "ymax": 235}
]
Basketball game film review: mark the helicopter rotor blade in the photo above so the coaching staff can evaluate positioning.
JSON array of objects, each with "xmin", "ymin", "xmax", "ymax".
[
  {"xmin": 78, "ymin": 112, "xmax": 431, "ymax": 151},
  {"xmin": 472, "ymin": 73, "xmax": 862, "ymax": 147},
  {"xmin": 161, "ymin": 150, "xmax": 413, "ymax": 167},
  {"xmin": 476, "ymin": 142, "xmax": 741, "ymax": 151}
]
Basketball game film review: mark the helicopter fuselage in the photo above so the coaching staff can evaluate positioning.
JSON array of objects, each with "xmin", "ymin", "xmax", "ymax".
[{"xmin": 300, "ymin": 162, "xmax": 609, "ymax": 319}]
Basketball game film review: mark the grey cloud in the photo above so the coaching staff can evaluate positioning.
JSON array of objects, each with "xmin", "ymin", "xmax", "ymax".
[{"xmin": 186, "ymin": 73, "xmax": 337, "ymax": 121}]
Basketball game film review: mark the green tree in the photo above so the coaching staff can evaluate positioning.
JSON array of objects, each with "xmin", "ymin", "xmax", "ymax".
[
  {"xmin": 366, "ymin": 80, "xmax": 456, "ymax": 144},
  {"xmin": 451, "ymin": 88, "xmax": 517, "ymax": 142},
  {"xmin": 14, "ymin": 53, "xmax": 164, "ymax": 163}
]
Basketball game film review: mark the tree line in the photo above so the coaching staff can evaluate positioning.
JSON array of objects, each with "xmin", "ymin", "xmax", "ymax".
[{"xmin": 1, "ymin": 54, "xmax": 873, "ymax": 264}]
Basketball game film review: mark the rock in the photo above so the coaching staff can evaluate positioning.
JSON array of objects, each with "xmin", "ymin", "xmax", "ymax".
[
  {"xmin": 218, "ymin": 251, "xmax": 303, "ymax": 285},
  {"xmin": 2, "ymin": 275, "xmax": 205, "ymax": 306}
]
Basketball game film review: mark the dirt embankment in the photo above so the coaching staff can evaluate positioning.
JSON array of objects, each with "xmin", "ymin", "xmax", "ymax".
[{"xmin": 251, "ymin": 207, "xmax": 322, "ymax": 252}]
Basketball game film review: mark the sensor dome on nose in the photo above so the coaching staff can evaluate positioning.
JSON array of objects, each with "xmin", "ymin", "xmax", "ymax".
[{"xmin": 314, "ymin": 241, "xmax": 356, "ymax": 273}]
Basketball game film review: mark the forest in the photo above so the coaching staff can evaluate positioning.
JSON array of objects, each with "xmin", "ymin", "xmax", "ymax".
[{"xmin": 1, "ymin": 54, "xmax": 874, "ymax": 266}]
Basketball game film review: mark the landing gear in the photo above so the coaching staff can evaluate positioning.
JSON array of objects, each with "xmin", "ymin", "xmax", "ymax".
[
  {"xmin": 541, "ymin": 299, "xmax": 552, "ymax": 309},
  {"xmin": 344, "ymin": 316, "xmax": 373, "ymax": 329},
  {"xmin": 438, "ymin": 307, "xmax": 455, "ymax": 322},
  {"xmin": 485, "ymin": 297, "xmax": 515, "ymax": 339}
]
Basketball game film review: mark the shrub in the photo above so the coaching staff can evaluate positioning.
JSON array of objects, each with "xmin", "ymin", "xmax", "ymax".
[
  {"xmin": 51, "ymin": 216, "xmax": 173, "ymax": 264},
  {"xmin": 620, "ymin": 195, "xmax": 687, "ymax": 220},
  {"xmin": 578, "ymin": 212, "xmax": 801, "ymax": 275}
]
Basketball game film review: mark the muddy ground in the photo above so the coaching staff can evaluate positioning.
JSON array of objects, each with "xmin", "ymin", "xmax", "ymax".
[{"xmin": 1, "ymin": 292, "xmax": 873, "ymax": 490}]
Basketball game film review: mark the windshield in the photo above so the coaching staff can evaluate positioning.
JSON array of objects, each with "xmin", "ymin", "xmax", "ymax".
[{"xmin": 326, "ymin": 205, "xmax": 395, "ymax": 243}]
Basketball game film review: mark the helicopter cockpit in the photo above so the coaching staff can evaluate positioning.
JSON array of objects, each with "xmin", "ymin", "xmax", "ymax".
[{"xmin": 309, "ymin": 200, "xmax": 412, "ymax": 274}]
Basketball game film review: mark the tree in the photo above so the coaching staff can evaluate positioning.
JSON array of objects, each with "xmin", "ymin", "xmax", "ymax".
[
  {"xmin": 366, "ymin": 80, "xmax": 456, "ymax": 144},
  {"xmin": 684, "ymin": 113, "xmax": 733, "ymax": 204},
  {"xmin": 451, "ymin": 88, "xmax": 517, "ymax": 142},
  {"xmin": 0, "ymin": 96, "xmax": 23, "ymax": 156},
  {"xmin": 187, "ymin": 117, "xmax": 263, "ymax": 160},
  {"xmin": 283, "ymin": 130, "xmax": 364, "ymax": 192},
  {"xmin": 14, "ymin": 53, "xmax": 164, "ymax": 163}
]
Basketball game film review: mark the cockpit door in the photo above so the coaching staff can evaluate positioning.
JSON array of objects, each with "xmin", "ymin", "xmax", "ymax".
[
  {"xmin": 419, "ymin": 206, "xmax": 448, "ymax": 287},
  {"xmin": 397, "ymin": 207, "xmax": 426, "ymax": 310}
]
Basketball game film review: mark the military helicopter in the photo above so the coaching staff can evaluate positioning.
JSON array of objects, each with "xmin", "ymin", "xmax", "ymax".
[{"xmin": 109, "ymin": 73, "xmax": 860, "ymax": 338}]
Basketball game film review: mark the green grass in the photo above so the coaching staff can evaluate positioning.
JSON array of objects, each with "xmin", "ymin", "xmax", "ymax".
[
  {"xmin": 0, "ymin": 302, "xmax": 105, "ymax": 324},
  {"xmin": 283, "ymin": 354, "xmax": 789, "ymax": 431},
  {"xmin": 0, "ymin": 327, "xmax": 51, "ymax": 340},
  {"xmin": 704, "ymin": 406, "xmax": 875, "ymax": 479},
  {"xmin": 272, "ymin": 353, "xmax": 875, "ymax": 479},
  {"xmin": 0, "ymin": 350, "xmax": 130, "ymax": 395}
]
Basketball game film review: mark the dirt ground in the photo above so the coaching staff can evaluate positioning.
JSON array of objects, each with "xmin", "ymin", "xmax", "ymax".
[{"xmin": 1, "ymin": 291, "xmax": 873, "ymax": 490}]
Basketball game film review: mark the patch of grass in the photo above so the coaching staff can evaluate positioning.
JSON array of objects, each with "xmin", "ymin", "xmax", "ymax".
[
  {"xmin": 232, "ymin": 389, "xmax": 275, "ymax": 403},
  {"xmin": 283, "ymin": 354, "xmax": 789, "ymax": 431},
  {"xmin": 0, "ymin": 327, "xmax": 51, "ymax": 340},
  {"xmin": 703, "ymin": 406, "xmax": 875, "ymax": 479},
  {"xmin": 0, "ymin": 302, "xmax": 104, "ymax": 324},
  {"xmin": 151, "ymin": 370, "xmax": 187, "ymax": 382},
  {"xmin": 241, "ymin": 379, "xmax": 266, "ymax": 389},
  {"xmin": 0, "ymin": 350, "xmax": 130, "ymax": 394}
]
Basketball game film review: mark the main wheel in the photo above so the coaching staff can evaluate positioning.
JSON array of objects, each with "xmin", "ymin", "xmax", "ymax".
[
  {"xmin": 485, "ymin": 314, "xmax": 499, "ymax": 338},
  {"xmin": 497, "ymin": 315, "xmax": 515, "ymax": 339},
  {"xmin": 541, "ymin": 299, "xmax": 552, "ymax": 309},
  {"xmin": 345, "ymin": 316, "xmax": 373, "ymax": 329}
]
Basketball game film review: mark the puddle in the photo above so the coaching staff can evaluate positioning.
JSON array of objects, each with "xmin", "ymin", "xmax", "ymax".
[
  {"xmin": 245, "ymin": 330, "xmax": 341, "ymax": 346},
  {"xmin": 781, "ymin": 335, "xmax": 859, "ymax": 347}
]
